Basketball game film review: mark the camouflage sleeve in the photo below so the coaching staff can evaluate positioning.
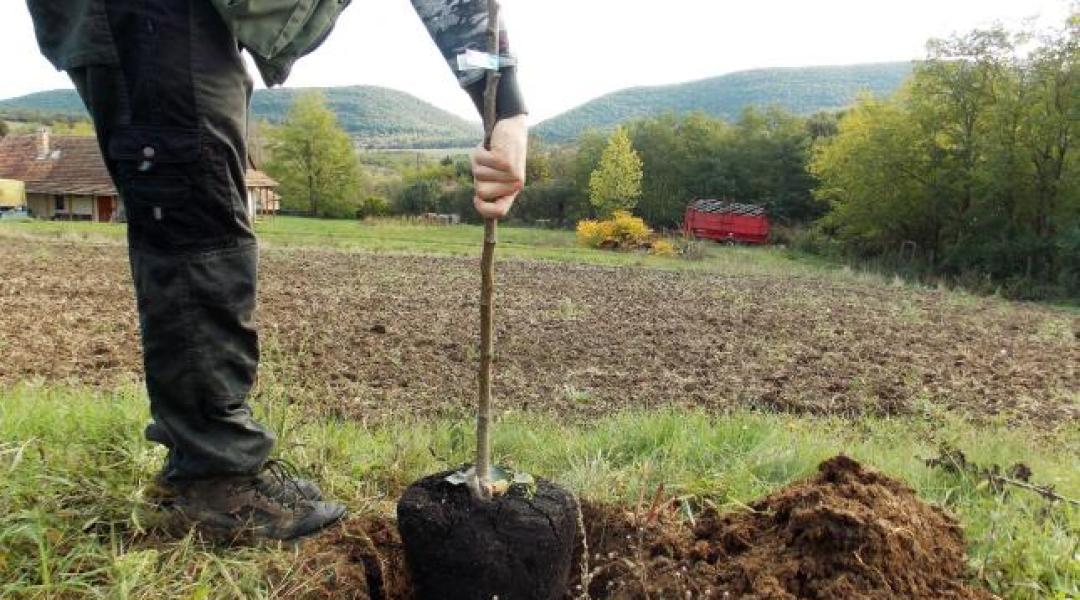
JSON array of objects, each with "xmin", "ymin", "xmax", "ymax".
[{"xmin": 410, "ymin": 0, "xmax": 526, "ymax": 119}]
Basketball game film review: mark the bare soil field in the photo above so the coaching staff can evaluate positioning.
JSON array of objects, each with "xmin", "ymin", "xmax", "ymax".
[{"xmin": 0, "ymin": 239, "xmax": 1076, "ymax": 426}]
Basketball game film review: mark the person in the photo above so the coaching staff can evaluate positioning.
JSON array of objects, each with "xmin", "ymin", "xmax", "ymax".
[{"xmin": 24, "ymin": 0, "xmax": 527, "ymax": 541}]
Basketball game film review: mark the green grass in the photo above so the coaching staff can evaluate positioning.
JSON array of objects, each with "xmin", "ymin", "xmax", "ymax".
[
  {"xmin": 0, "ymin": 215, "xmax": 862, "ymax": 278},
  {"xmin": 1, "ymin": 384, "xmax": 1076, "ymax": 599},
  {"xmin": 2, "ymin": 217, "xmax": 1076, "ymax": 598}
]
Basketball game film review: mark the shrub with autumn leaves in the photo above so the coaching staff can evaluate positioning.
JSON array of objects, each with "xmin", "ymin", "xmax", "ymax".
[{"xmin": 576, "ymin": 211, "xmax": 677, "ymax": 257}]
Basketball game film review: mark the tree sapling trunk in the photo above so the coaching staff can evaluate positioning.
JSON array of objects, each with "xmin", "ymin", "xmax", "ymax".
[{"xmin": 474, "ymin": 11, "xmax": 501, "ymax": 491}]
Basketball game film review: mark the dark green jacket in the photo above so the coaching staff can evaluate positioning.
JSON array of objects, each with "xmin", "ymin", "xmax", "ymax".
[
  {"xmin": 27, "ymin": 0, "xmax": 525, "ymax": 115},
  {"xmin": 26, "ymin": 0, "xmax": 119, "ymax": 70},
  {"xmin": 27, "ymin": 0, "xmax": 349, "ymax": 86},
  {"xmin": 209, "ymin": 0, "xmax": 352, "ymax": 85}
]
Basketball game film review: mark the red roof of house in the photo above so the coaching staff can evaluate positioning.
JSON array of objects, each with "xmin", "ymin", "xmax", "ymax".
[
  {"xmin": 0, "ymin": 132, "xmax": 278, "ymax": 195},
  {"xmin": 0, "ymin": 135, "xmax": 37, "ymax": 180},
  {"xmin": 0, "ymin": 134, "xmax": 117, "ymax": 196}
]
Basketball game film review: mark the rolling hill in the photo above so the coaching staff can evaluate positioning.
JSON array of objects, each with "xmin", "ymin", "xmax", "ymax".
[
  {"xmin": 2, "ymin": 62, "xmax": 913, "ymax": 147},
  {"xmin": 0, "ymin": 86, "xmax": 481, "ymax": 149},
  {"xmin": 533, "ymin": 62, "xmax": 913, "ymax": 142}
]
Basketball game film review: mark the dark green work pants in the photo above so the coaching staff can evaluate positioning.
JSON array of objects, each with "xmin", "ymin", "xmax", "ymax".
[{"xmin": 66, "ymin": 0, "xmax": 275, "ymax": 480}]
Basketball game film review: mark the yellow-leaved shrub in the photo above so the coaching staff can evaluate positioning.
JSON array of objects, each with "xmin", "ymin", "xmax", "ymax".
[
  {"xmin": 577, "ymin": 211, "xmax": 653, "ymax": 250},
  {"xmin": 576, "ymin": 219, "xmax": 618, "ymax": 248},
  {"xmin": 649, "ymin": 239, "xmax": 678, "ymax": 257},
  {"xmin": 610, "ymin": 211, "xmax": 652, "ymax": 246}
]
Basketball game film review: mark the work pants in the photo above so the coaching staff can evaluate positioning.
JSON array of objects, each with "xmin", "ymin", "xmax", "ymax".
[{"xmin": 63, "ymin": 0, "xmax": 275, "ymax": 481}]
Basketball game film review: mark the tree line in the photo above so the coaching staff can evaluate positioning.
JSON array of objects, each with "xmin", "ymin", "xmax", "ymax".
[
  {"xmin": 261, "ymin": 17, "xmax": 1077, "ymax": 299},
  {"xmin": 813, "ymin": 20, "xmax": 1078, "ymax": 299},
  {"xmin": 259, "ymin": 88, "xmax": 832, "ymax": 228},
  {"xmin": 0, "ymin": 111, "xmax": 95, "ymax": 137},
  {"xmin": 514, "ymin": 108, "xmax": 831, "ymax": 229}
]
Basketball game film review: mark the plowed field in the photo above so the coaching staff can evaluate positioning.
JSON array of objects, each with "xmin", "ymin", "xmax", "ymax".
[{"xmin": 1, "ymin": 238, "xmax": 1076, "ymax": 426}]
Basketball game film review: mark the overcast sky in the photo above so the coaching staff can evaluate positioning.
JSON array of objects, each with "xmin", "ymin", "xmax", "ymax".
[{"xmin": 0, "ymin": 0, "xmax": 1072, "ymax": 122}]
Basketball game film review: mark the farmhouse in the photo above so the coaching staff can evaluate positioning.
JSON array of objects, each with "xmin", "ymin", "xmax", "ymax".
[
  {"xmin": 0, "ymin": 131, "xmax": 117, "ymax": 221},
  {"xmin": 0, "ymin": 129, "xmax": 279, "ymax": 221}
]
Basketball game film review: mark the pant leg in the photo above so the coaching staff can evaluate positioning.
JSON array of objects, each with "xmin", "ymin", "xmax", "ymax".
[{"xmin": 67, "ymin": 0, "xmax": 274, "ymax": 481}]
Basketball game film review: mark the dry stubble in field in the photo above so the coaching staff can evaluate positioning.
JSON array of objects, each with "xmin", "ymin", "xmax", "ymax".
[{"xmin": 0, "ymin": 238, "xmax": 1076, "ymax": 427}]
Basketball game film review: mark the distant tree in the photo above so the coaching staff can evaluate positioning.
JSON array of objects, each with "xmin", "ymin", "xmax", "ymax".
[
  {"xmin": 264, "ymin": 91, "xmax": 362, "ymax": 218},
  {"xmin": 731, "ymin": 107, "xmax": 826, "ymax": 223},
  {"xmin": 806, "ymin": 111, "xmax": 841, "ymax": 141},
  {"xmin": 50, "ymin": 120, "xmax": 95, "ymax": 136},
  {"xmin": 386, "ymin": 157, "xmax": 480, "ymax": 219},
  {"xmin": 357, "ymin": 195, "xmax": 391, "ymax": 219},
  {"xmin": 571, "ymin": 130, "xmax": 607, "ymax": 202},
  {"xmin": 627, "ymin": 113, "xmax": 706, "ymax": 227},
  {"xmin": 510, "ymin": 143, "xmax": 590, "ymax": 226},
  {"xmin": 620, "ymin": 109, "xmax": 824, "ymax": 227},
  {"xmin": 515, "ymin": 179, "xmax": 576, "ymax": 224},
  {"xmin": 810, "ymin": 95, "xmax": 933, "ymax": 254},
  {"xmin": 588, "ymin": 127, "xmax": 643, "ymax": 217},
  {"xmin": 525, "ymin": 135, "xmax": 552, "ymax": 184},
  {"xmin": 439, "ymin": 184, "xmax": 478, "ymax": 221},
  {"xmin": 0, "ymin": 120, "xmax": 8, "ymax": 138},
  {"xmin": 247, "ymin": 120, "xmax": 273, "ymax": 166},
  {"xmin": 397, "ymin": 179, "xmax": 441, "ymax": 214},
  {"xmin": 1019, "ymin": 23, "xmax": 1079, "ymax": 258}
]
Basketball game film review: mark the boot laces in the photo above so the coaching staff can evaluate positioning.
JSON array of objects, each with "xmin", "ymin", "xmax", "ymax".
[{"xmin": 260, "ymin": 458, "xmax": 309, "ymax": 506}]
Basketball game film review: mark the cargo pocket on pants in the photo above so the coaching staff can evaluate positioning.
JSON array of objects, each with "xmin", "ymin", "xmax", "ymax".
[{"xmin": 110, "ymin": 127, "xmax": 234, "ymax": 252}]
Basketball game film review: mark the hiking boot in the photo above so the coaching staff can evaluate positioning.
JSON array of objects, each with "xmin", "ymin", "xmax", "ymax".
[
  {"xmin": 152, "ymin": 464, "xmax": 323, "ymax": 503},
  {"xmin": 169, "ymin": 476, "xmax": 346, "ymax": 541},
  {"xmin": 147, "ymin": 420, "xmax": 323, "ymax": 503}
]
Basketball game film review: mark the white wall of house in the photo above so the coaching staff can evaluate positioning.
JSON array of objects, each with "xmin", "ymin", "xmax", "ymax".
[
  {"xmin": 27, "ymin": 194, "xmax": 55, "ymax": 219},
  {"xmin": 71, "ymin": 197, "xmax": 93, "ymax": 217},
  {"xmin": 27, "ymin": 194, "xmax": 112, "ymax": 221}
]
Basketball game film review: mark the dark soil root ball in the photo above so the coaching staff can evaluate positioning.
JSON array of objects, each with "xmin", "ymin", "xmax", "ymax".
[{"xmin": 397, "ymin": 469, "xmax": 578, "ymax": 600}]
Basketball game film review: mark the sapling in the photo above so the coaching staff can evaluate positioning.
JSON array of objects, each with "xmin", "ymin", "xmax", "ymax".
[
  {"xmin": 398, "ymin": 8, "xmax": 580, "ymax": 592},
  {"xmin": 444, "ymin": 0, "xmax": 536, "ymax": 500},
  {"xmin": 472, "ymin": 0, "xmax": 502, "ymax": 500}
]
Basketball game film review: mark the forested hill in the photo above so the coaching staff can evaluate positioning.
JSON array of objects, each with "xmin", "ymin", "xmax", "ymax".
[
  {"xmin": 2, "ymin": 63, "xmax": 911, "ymax": 146},
  {"xmin": 534, "ymin": 62, "xmax": 913, "ymax": 142},
  {"xmin": 249, "ymin": 86, "xmax": 480, "ymax": 148},
  {"xmin": 0, "ymin": 86, "xmax": 481, "ymax": 149}
]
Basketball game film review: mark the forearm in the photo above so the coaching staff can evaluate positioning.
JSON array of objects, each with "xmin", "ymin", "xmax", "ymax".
[{"xmin": 409, "ymin": 0, "xmax": 527, "ymax": 120}]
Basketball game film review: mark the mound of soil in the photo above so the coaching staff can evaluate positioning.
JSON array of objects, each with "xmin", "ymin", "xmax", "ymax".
[{"xmin": 580, "ymin": 455, "xmax": 994, "ymax": 600}]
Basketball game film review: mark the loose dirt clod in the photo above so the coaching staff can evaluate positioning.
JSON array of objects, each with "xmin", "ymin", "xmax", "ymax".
[{"xmin": 579, "ymin": 456, "xmax": 995, "ymax": 600}]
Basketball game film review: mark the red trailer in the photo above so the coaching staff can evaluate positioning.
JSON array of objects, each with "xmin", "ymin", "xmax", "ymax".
[{"xmin": 683, "ymin": 199, "xmax": 770, "ymax": 245}]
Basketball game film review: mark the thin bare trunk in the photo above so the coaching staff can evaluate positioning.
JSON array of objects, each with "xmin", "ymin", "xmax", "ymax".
[{"xmin": 475, "ymin": 0, "xmax": 502, "ymax": 500}]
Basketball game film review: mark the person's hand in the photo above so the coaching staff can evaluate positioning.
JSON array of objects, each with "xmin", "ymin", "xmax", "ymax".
[{"xmin": 472, "ymin": 114, "xmax": 528, "ymax": 220}]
